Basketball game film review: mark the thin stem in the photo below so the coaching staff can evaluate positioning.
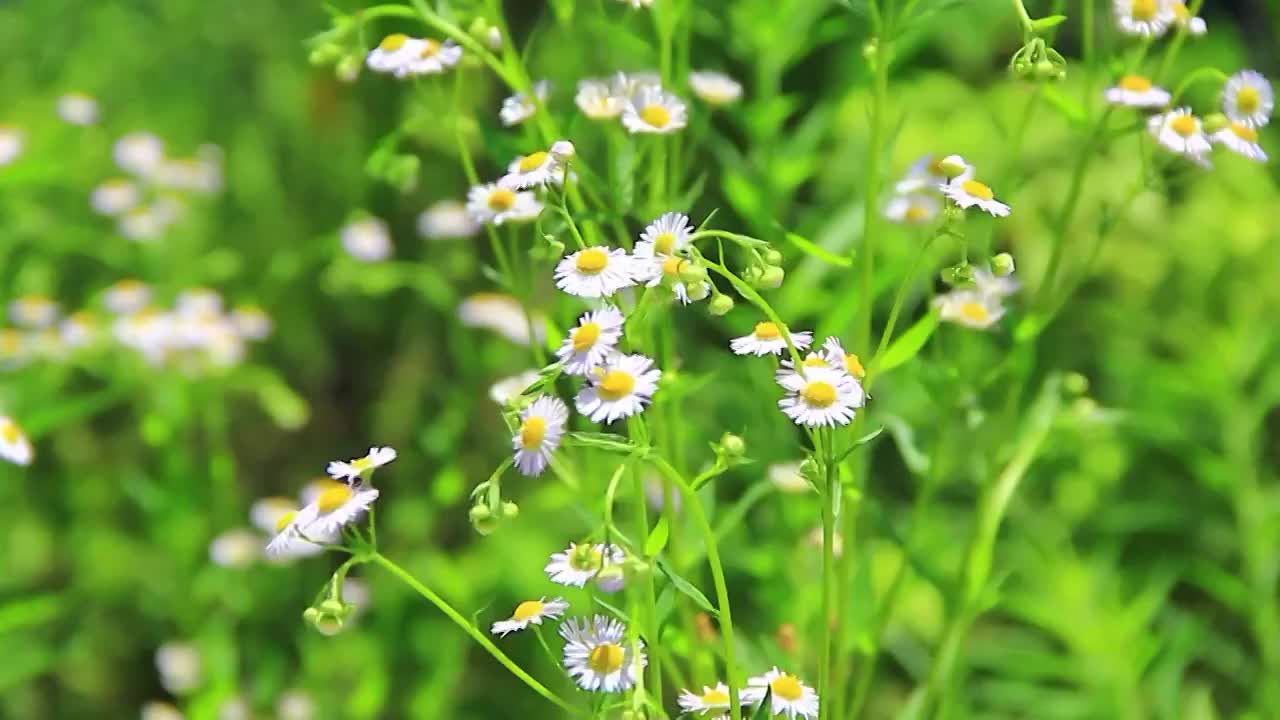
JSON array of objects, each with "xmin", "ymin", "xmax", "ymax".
[
  {"xmin": 818, "ymin": 430, "xmax": 837, "ymax": 720},
  {"xmin": 627, "ymin": 421, "xmax": 664, "ymax": 709},
  {"xmin": 871, "ymin": 232, "xmax": 933, "ymax": 363}
]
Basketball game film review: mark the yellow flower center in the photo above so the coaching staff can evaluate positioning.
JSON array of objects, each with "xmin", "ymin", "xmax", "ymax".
[
  {"xmin": 802, "ymin": 355, "xmax": 829, "ymax": 368},
  {"xmin": 701, "ymin": 689, "xmax": 731, "ymax": 705},
  {"xmin": 1173, "ymin": 2, "xmax": 1190, "ymax": 20},
  {"xmin": 274, "ymin": 510, "xmax": 298, "ymax": 533},
  {"xmin": 0, "ymin": 330, "xmax": 19, "ymax": 353},
  {"xmin": 1231, "ymin": 123, "xmax": 1259, "ymax": 141},
  {"xmin": 572, "ymin": 322, "xmax": 601, "ymax": 351},
  {"xmin": 640, "ymin": 104, "xmax": 671, "ymax": 128},
  {"xmin": 1131, "ymin": 0, "xmax": 1156, "ymax": 21},
  {"xmin": 1119, "ymin": 75, "xmax": 1152, "ymax": 92},
  {"xmin": 418, "ymin": 39, "xmax": 440, "ymax": 58},
  {"xmin": 754, "ymin": 322, "xmax": 781, "ymax": 340},
  {"xmin": 802, "ymin": 381, "xmax": 837, "ymax": 408},
  {"xmin": 380, "ymin": 33, "xmax": 409, "ymax": 51},
  {"xmin": 654, "ymin": 232, "xmax": 676, "ymax": 254},
  {"xmin": 487, "ymin": 189, "xmax": 516, "ymax": 211},
  {"xmin": 575, "ymin": 248, "xmax": 610, "ymax": 274},
  {"xmin": 317, "ymin": 484, "xmax": 354, "ymax": 514},
  {"xmin": 959, "ymin": 302, "xmax": 990, "ymax": 323},
  {"xmin": 770, "ymin": 675, "xmax": 805, "ymax": 702},
  {"xmin": 518, "ymin": 151, "xmax": 549, "ymax": 173},
  {"xmin": 519, "ymin": 417, "xmax": 547, "ymax": 449},
  {"xmin": 1, "ymin": 421, "xmax": 20, "ymax": 444},
  {"xmin": 1170, "ymin": 114, "xmax": 1198, "ymax": 137},
  {"xmin": 1237, "ymin": 87, "xmax": 1261, "ymax": 115},
  {"xmin": 587, "ymin": 643, "xmax": 626, "ymax": 674},
  {"xmin": 960, "ymin": 180, "xmax": 995, "ymax": 201},
  {"xmin": 662, "ymin": 256, "xmax": 683, "ymax": 276},
  {"xmin": 512, "ymin": 600, "xmax": 545, "ymax": 621},
  {"xmin": 569, "ymin": 546, "xmax": 604, "ymax": 571},
  {"xmin": 845, "ymin": 353, "xmax": 866, "ymax": 378},
  {"xmin": 904, "ymin": 204, "xmax": 931, "ymax": 223},
  {"xmin": 598, "ymin": 370, "xmax": 636, "ymax": 400}
]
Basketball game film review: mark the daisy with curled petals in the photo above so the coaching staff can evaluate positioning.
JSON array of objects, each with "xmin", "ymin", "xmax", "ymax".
[
  {"xmin": 884, "ymin": 194, "xmax": 940, "ymax": 225},
  {"xmin": 490, "ymin": 597, "xmax": 569, "ymax": 637},
  {"xmin": 1172, "ymin": 2, "xmax": 1206, "ymax": 35},
  {"xmin": 466, "ymin": 183, "xmax": 543, "ymax": 225},
  {"xmin": 554, "ymin": 246, "xmax": 637, "ymax": 298},
  {"xmin": 622, "ymin": 86, "xmax": 688, "ymax": 134},
  {"xmin": 557, "ymin": 306, "xmax": 625, "ymax": 375},
  {"xmin": 513, "ymin": 395, "xmax": 568, "ymax": 477},
  {"xmin": 396, "ymin": 39, "xmax": 462, "ymax": 77},
  {"xmin": 560, "ymin": 615, "xmax": 647, "ymax": 693},
  {"xmin": 0, "ymin": 416, "xmax": 34, "ymax": 466},
  {"xmin": 576, "ymin": 353, "xmax": 661, "ymax": 423},
  {"xmin": 500, "ymin": 80, "xmax": 550, "ymax": 127},
  {"xmin": 1212, "ymin": 122, "xmax": 1268, "ymax": 162},
  {"xmin": 940, "ymin": 177, "xmax": 1011, "ymax": 217},
  {"xmin": 635, "ymin": 211, "xmax": 693, "ymax": 257},
  {"xmin": 1104, "ymin": 75, "xmax": 1171, "ymax": 108},
  {"xmin": 678, "ymin": 683, "xmax": 735, "ymax": 716},
  {"xmin": 459, "ymin": 293, "xmax": 545, "ymax": 346},
  {"xmin": 821, "ymin": 337, "xmax": 867, "ymax": 379},
  {"xmin": 299, "ymin": 481, "xmax": 380, "ymax": 537},
  {"xmin": 1148, "ymin": 108, "xmax": 1213, "ymax": 160},
  {"xmin": 366, "ymin": 34, "xmax": 423, "ymax": 74},
  {"xmin": 576, "ymin": 78, "xmax": 626, "ymax": 119},
  {"xmin": 778, "ymin": 366, "xmax": 865, "ymax": 428},
  {"xmin": 730, "ymin": 321, "xmax": 813, "ymax": 357},
  {"xmin": 775, "ymin": 352, "xmax": 835, "ymax": 386},
  {"xmin": 1223, "ymin": 70, "xmax": 1274, "ymax": 128},
  {"xmin": 327, "ymin": 446, "xmax": 397, "ymax": 483},
  {"xmin": 936, "ymin": 289, "xmax": 1007, "ymax": 330},
  {"xmin": 741, "ymin": 668, "xmax": 820, "ymax": 720},
  {"xmin": 489, "ymin": 369, "xmax": 541, "ymax": 406},
  {"xmin": 895, "ymin": 154, "xmax": 971, "ymax": 193},
  {"xmin": 545, "ymin": 542, "xmax": 625, "ymax": 587},
  {"xmin": 1113, "ymin": 0, "xmax": 1174, "ymax": 37},
  {"xmin": 689, "ymin": 71, "xmax": 743, "ymax": 106},
  {"xmin": 499, "ymin": 150, "xmax": 564, "ymax": 190}
]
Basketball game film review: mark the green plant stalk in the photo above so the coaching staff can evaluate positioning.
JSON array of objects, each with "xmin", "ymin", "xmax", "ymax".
[
  {"xmin": 632, "ymin": 456, "xmax": 665, "ymax": 709},
  {"xmin": 818, "ymin": 429, "xmax": 838, "ymax": 720}
]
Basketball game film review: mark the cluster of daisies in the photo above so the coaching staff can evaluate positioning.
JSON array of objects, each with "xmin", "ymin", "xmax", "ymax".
[
  {"xmin": 571, "ymin": 68, "xmax": 741, "ymax": 132},
  {"xmin": 552, "ymin": 211, "xmax": 712, "ymax": 302},
  {"xmin": 729, "ymin": 325, "xmax": 869, "ymax": 428},
  {"xmin": 265, "ymin": 447, "xmax": 395, "ymax": 558},
  {"xmin": 934, "ymin": 266, "xmax": 1022, "ymax": 331},
  {"xmin": 144, "ymin": 639, "xmax": 317, "ymax": 720},
  {"xmin": 336, "ymin": 201, "xmax": 486, "ymax": 263},
  {"xmin": 885, "ymin": 153, "xmax": 1011, "ymax": 226},
  {"xmin": 94, "ymin": 132, "xmax": 224, "ymax": 241},
  {"xmin": 1113, "ymin": 0, "xmax": 1207, "ymax": 38}
]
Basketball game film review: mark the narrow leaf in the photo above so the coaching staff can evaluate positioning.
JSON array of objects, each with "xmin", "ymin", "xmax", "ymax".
[
  {"xmin": 784, "ymin": 232, "xmax": 853, "ymax": 267},
  {"xmin": 644, "ymin": 516, "xmax": 670, "ymax": 557},
  {"xmin": 655, "ymin": 558, "xmax": 719, "ymax": 617},
  {"xmin": 874, "ymin": 310, "xmax": 940, "ymax": 376}
]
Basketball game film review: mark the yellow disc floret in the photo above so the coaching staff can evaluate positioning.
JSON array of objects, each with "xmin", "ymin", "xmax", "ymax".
[
  {"xmin": 274, "ymin": 510, "xmax": 298, "ymax": 533},
  {"xmin": 317, "ymin": 484, "xmax": 354, "ymax": 514},
  {"xmin": 1170, "ymin": 114, "xmax": 1198, "ymax": 137},
  {"xmin": 701, "ymin": 689, "xmax": 731, "ymax": 705},
  {"xmin": 487, "ymin": 189, "xmax": 516, "ymax": 211},
  {"xmin": 1237, "ymin": 87, "xmax": 1261, "ymax": 116},
  {"xmin": 960, "ymin": 180, "xmax": 995, "ymax": 201},
  {"xmin": 598, "ymin": 370, "xmax": 636, "ymax": 401},
  {"xmin": 1131, "ymin": 0, "xmax": 1156, "ymax": 21},
  {"xmin": 575, "ymin": 248, "xmax": 610, "ymax": 273},
  {"xmin": 519, "ymin": 417, "xmax": 547, "ymax": 449},
  {"xmin": 572, "ymin": 322, "xmax": 601, "ymax": 351},
  {"xmin": 802, "ymin": 381, "xmax": 837, "ymax": 408},
  {"xmin": 662, "ymin": 256, "xmax": 683, "ymax": 276},
  {"xmin": 512, "ymin": 600, "xmax": 545, "ymax": 621},
  {"xmin": 1119, "ymin": 75, "xmax": 1153, "ymax": 92},
  {"xmin": 1232, "ymin": 123, "xmax": 1259, "ymax": 141},
  {"xmin": 640, "ymin": 104, "xmax": 671, "ymax": 128},
  {"xmin": 959, "ymin": 302, "xmax": 991, "ymax": 324},
  {"xmin": 379, "ymin": 33, "xmax": 409, "ymax": 51},
  {"xmin": 654, "ymin": 232, "xmax": 676, "ymax": 254},
  {"xmin": 587, "ymin": 643, "xmax": 626, "ymax": 674},
  {"xmin": 770, "ymin": 674, "xmax": 805, "ymax": 702},
  {"xmin": 418, "ymin": 39, "xmax": 440, "ymax": 58},
  {"xmin": 518, "ymin": 151, "xmax": 549, "ymax": 173},
  {"xmin": 754, "ymin": 322, "xmax": 781, "ymax": 340}
]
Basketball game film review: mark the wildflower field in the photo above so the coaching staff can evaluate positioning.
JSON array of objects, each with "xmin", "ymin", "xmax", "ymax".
[{"xmin": 4, "ymin": 0, "xmax": 1280, "ymax": 718}]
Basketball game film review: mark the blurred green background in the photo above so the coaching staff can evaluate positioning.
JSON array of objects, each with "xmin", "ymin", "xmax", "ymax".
[{"xmin": 2, "ymin": 1, "xmax": 1279, "ymax": 719}]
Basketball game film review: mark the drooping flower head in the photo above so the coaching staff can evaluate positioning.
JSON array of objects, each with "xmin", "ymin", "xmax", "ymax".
[
  {"xmin": 491, "ymin": 597, "xmax": 569, "ymax": 636},
  {"xmin": 730, "ymin": 322, "xmax": 813, "ymax": 357},
  {"xmin": 513, "ymin": 395, "xmax": 569, "ymax": 477},
  {"xmin": 742, "ymin": 668, "xmax": 820, "ymax": 719}
]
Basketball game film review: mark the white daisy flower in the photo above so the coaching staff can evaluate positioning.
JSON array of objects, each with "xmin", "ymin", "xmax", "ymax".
[
  {"xmin": 154, "ymin": 156, "xmax": 223, "ymax": 194},
  {"xmin": 613, "ymin": 70, "xmax": 663, "ymax": 97},
  {"xmin": 616, "ymin": 0, "xmax": 655, "ymax": 7},
  {"xmin": 141, "ymin": 701, "xmax": 185, "ymax": 720},
  {"xmin": 775, "ymin": 352, "xmax": 835, "ymax": 386},
  {"xmin": 575, "ymin": 353, "xmax": 661, "ymax": 423},
  {"xmin": 458, "ymin": 292, "xmax": 545, "ymax": 346},
  {"xmin": 557, "ymin": 306, "xmax": 625, "ymax": 375},
  {"xmin": 490, "ymin": 370, "xmax": 542, "ymax": 405},
  {"xmin": 895, "ymin": 154, "xmax": 972, "ymax": 194},
  {"xmin": 499, "ymin": 150, "xmax": 565, "ymax": 190},
  {"xmin": 1113, "ymin": 0, "xmax": 1174, "ymax": 37},
  {"xmin": 418, "ymin": 200, "xmax": 481, "ymax": 240},
  {"xmin": 209, "ymin": 528, "xmax": 261, "ymax": 569},
  {"xmin": 767, "ymin": 461, "xmax": 812, "ymax": 493},
  {"xmin": 936, "ymin": 289, "xmax": 1007, "ymax": 329},
  {"xmin": 10, "ymin": 295, "xmax": 60, "ymax": 329},
  {"xmin": 91, "ymin": 178, "xmax": 141, "ymax": 216},
  {"xmin": 465, "ymin": 183, "xmax": 544, "ymax": 225},
  {"xmin": 730, "ymin": 322, "xmax": 814, "ymax": 357},
  {"xmin": 884, "ymin": 194, "xmax": 940, "ymax": 225},
  {"xmin": 635, "ymin": 211, "xmax": 693, "ymax": 256},
  {"xmin": 545, "ymin": 542, "xmax": 625, "ymax": 587},
  {"xmin": 250, "ymin": 496, "xmax": 296, "ymax": 532},
  {"xmin": 555, "ymin": 246, "xmax": 638, "ymax": 298},
  {"xmin": 366, "ymin": 34, "xmax": 424, "ymax": 74},
  {"xmin": 689, "ymin": 71, "xmax": 743, "ymax": 105},
  {"xmin": 1104, "ymin": 75, "xmax": 1171, "ymax": 108},
  {"xmin": 560, "ymin": 615, "xmax": 647, "ymax": 692},
  {"xmin": 0, "ymin": 416, "xmax": 34, "ymax": 466},
  {"xmin": 1223, "ymin": 70, "xmax": 1274, "ymax": 128},
  {"xmin": 678, "ymin": 683, "xmax": 734, "ymax": 716},
  {"xmin": 1148, "ymin": 107, "xmax": 1213, "ymax": 160},
  {"xmin": 57, "ymin": 93, "xmax": 99, "ymax": 125},
  {"xmin": 230, "ymin": 304, "xmax": 272, "ymax": 340},
  {"xmin": 117, "ymin": 205, "xmax": 169, "ymax": 241},
  {"xmin": 820, "ymin": 337, "xmax": 867, "ymax": 378},
  {"xmin": 112, "ymin": 309, "xmax": 174, "ymax": 365},
  {"xmin": 276, "ymin": 690, "xmax": 316, "ymax": 720},
  {"xmin": 490, "ymin": 597, "xmax": 570, "ymax": 636},
  {"xmin": 104, "ymin": 279, "xmax": 151, "ymax": 315},
  {"xmin": 778, "ymin": 365, "xmax": 865, "ymax": 428},
  {"xmin": 1213, "ymin": 122, "xmax": 1268, "ymax": 162},
  {"xmin": 60, "ymin": 311, "xmax": 98, "ymax": 349},
  {"xmin": 340, "ymin": 217, "xmax": 392, "ymax": 262},
  {"xmin": 972, "ymin": 268, "xmax": 1021, "ymax": 299},
  {"xmin": 513, "ymin": 395, "xmax": 569, "ymax": 477},
  {"xmin": 622, "ymin": 86, "xmax": 688, "ymax": 134},
  {"xmin": 500, "ymin": 80, "xmax": 550, "ymax": 127},
  {"xmin": 176, "ymin": 288, "xmax": 223, "ymax": 318},
  {"xmin": 155, "ymin": 641, "xmax": 202, "ymax": 695},
  {"xmin": 1172, "ymin": 2, "xmax": 1206, "ymax": 34},
  {"xmin": 940, "ymin": 177, "xmax": 1011, "ymax": 217},
  {"xmin": 217, "ymin": 697, "xmax": 251, "ymax": 720},
  {"xmin": 742, "ymin": 668, "xmax": 820, "ymax": 720},
  {"xmin": 114, "ymin": 132, "xmax": 165, "ymax": 176},
  {"xmin": 395, "ymin": 39, "xmax": 462, "ymax": 77},
  {"xmin": 299, "ymin": 483, "xmax": 380, "ymax": 537},
  {"xmin": 327, "ymin": 446, "xmax": 398, "ymax": 482},
  {"xmin": 576, "ymin": 78, "xmax": 626, "ymax": 119},
  {"xmin": 0, "ymin": 126, "xmax": 23, "ymax": 166}
]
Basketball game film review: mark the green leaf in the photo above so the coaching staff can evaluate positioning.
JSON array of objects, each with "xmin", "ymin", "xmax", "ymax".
[
  {"xmin": 564, "ymin": 432, "xmax": 639, "ymax": 453},
  {"xmin": 1039, "ymin": 84, "xmax": 1087, "ymax": 125},
  {"xmin": 873, "ymin": 310, "xmax": 940, "ymax": 376},
  {"xmin": 783, "ymin": 231, "xmax": 852, "ymax": 267},
  {"xmin": 592, "ymin": 596, "xmax": 633, "ymax": 623},
  {"xmin": 655, "ymin": 558, "xmax": 719, "ymax": 617},
  {"xmin": 644, "ymin": 516, "xmax": 670, "ymax": 557},
  {"xmin": 750, "ymin": 687, "xmax": 773, "ymax": 720},
  {"xmin": 834, "ymin": 427, "xmax": 885, "ymax": 464},
  {"xmin": 1031, "ymin": 14, "xmax": 1068, "ymax": 31}
]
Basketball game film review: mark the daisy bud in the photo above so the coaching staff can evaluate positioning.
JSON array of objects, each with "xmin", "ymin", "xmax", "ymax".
[
  {"xmin": 302, "ymin": 607, "xmax": 321, "ymax": 624},
  {"xmin": 545, "ymin": 238, "xmax": 566, "ymax": 257},
  {"xmin": 1202, "ymin": 112, "xmax": 1229, "ymax": 134},
  {"xmin": 678, "ymin": 261, "xmax": 708, "ymax": 285},
  {"xmin": 315, "ymin": 614, "xmax": 344, "ymax": 636},
  {"xmin": 686, "ymin": 281, "xmax": 711, "ymax": 301},
  {"xmin": 1063, "ymin": 372, "xmax": 1090, "ymax": 396},
  {"xmin": 550, "ymin": 140, "xmax": 576, "ymax": 159},
  {"xmin": 708, "ymin": 293, "xmax": 734, "ymax": 316},
  {"xmin": 991, "ymin": 252, "xmax": 1016, "ymax": 277},
  {"xmin": 720, "ymin": 432, "xmax": 746, "ymax": 457},
  {"xmin": 757, "ymin": 265, "xmax": 785, "ymax": 289},
  {"xmin": 501, "ymin": 501, "xmax": 520, "ymax": 519},
  {"xmin": 763, "ymin": 248, "xmax": 783, "ymax": 266},
  {"xmin": 486, "ymin": 27, "xmax": 503, "ymax": 50},
  {"xmin": 938, "ymin": 155, "xmax": 969, "ymax": 179},
  {"xmin": 318, "ymin": 598, "xmax": 351, "ymax": 618},
  {"xmin": 335, "ymin": 54, "xmax": 362, "ymax": 84},
  {"xmin": 595, "ymin": 564, "xmax": 626, "ymax": 593},
  {"xmin": 469, "ymin": 504, "xmax": 499, "ymax": 535},
  {"xmin": 309, "ymin": 43, "xmax": 343, "ymax": 66}
]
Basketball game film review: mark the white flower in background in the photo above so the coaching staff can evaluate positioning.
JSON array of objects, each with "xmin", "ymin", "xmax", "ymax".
[
  {"xmin": 972, "ymin": 268, "xmax": 1021, "ymax": 299},
  {"xmin": 575, "ymin": 353, "xmax": 661, "ymax": 423},
  {"xmin": 768, "ymin": 461, "xmax": 812, "ymax": 493},
  {"xmin": 1104, "ymin": 75, "xmax": 1171, "ymax": 108},
  {"xmin": 176, "ymin": 288, "xmax": 224, "ymax": 318},
  {"xmin": 500, "ymin": 80, "xmax": 550, "ymax": 127},
  {"xmin": 298, "ymin": 482, "xmax": 380, "ymax": 536},
  {"xmin": 91, "ymin": 178, "xmax": 141, "ymax": 215},
  {"xmin": 616, "ymin": 0, "xmax": 655, "ymax": 7},
  {"xmin": 489, "ymin": 369, "xmax": 542, "ymax": 405},
  {"xmin": 112, "ymin": 309, "xmax": 173, "ymax": 365},
  {"xmin": 117, "ymin": 205, "xmax": 169, "ymax": 241},
  {"xmin": 154, "ymin": 156, "xmax": 224, "ymax": 193},
  {"xmin": 141, "ymin": 702, "xmax": 185, "ymax": 720},
  {"xmin": 465, "ymin": 183, "xmax": 544, "ymax": 225},
  {"xmin": 250, "ymin": 496, "xmax": 296, "ymax": 533},
  {"xmin": 550, "ymin": 140, "xmax": 576, "ymax": 159},
  {"xmin": 209, "ymin": 528, "xmax": 261, "ymax": 568},
  {"xmin": 418, "ymin": 200, "xmax": 481, "ymax": 240},
  {"xmin": 940, "ymin": 177, "xmax": 1011, "ymax": 217},
  {"xmin": 276, "ymin": 690, "xmax": 316, "ymax": 720},
  {"xmin": 327, "ymin": 446, "xmax": 397, "ymax": 482},
  {"xmin": 60, "ymin": 311, "xmax": 98, "ymax": 349},
  {"xmin": 1113, "ymin": 0, "xmax": 1174, "ymax": 37},
  {"xmin": 689, "ymin": 71, "xmax": 743, "ymax": 105},
  {"xmin": 230, "ymin": 304, "xmax": 272, "ymax": 340},
  {"xmin": 1148, "ymin": 108, "xmax": 1213, "ymax": 161},
  {"xmin": 491, "ymin": 597, "xmax": 569, "ymax": 636},
  {"xmin": 458, "ymin": 292, "xmax": 545, "ymax": 346},
  {"xmin": 1223, "ymin": 70, "xmax": 1273, "ymax": 128},
  {"xmin": 936, "ymin": 289, "xmax": 1007, "ymax": 329},
  {"xmin": 730, "ymin": 322, "xmax": 813, "ymax": 357},
  {"xmin": 217, "ymin": 697, "xmax": 251, "ymax": 720},
  {"xmin": 575, "ymin": 78, "xmax": 626, "ymax": 119},
  {"xmin": 57, "ymin": 93, "xmax": 99, "ymax": 125},
  {"xmin": 104, "ymin": 279, "xmax": 151, "ymax": 315},
  {"xmin": 114, "ymin": 132, "xmax": 165, "ymax": 176},
  {"xmin": 741, "ymin": 668, "xmax": 820, "ymax": 720},
  {"xmin": 804, "ymin": 526, "xmax": 845, "ymax": 557},
  {"xmin": 615, "ymin": 71, "xmax": 663, "ymax": 96},
  {"xmin": 1172, "ymin": 2, "xmax": 1206, "ymax": 34},
  {"xmin": 365, "ymin": 34, "xmax": 424, "ymax": 74},
  {"xmin": 895, "ymin": 154, "xmax": 970, "ymax": 193},
  {"xmin": 396, "ymin": 39, "xmax": 462, "ymax": 77},
  {"xmin": 499, "ymin": 150, "xmax": 565, "ymax": 190},
  {"xmin": 513, "ymin": 394, "xmax": 569, "ymax": 477},
  {"xmin": 155, "ymin": 641, "xmax": 202, "ymax": 695},
  {"xmin": 545, "ymin": 542, "xmax": 624, "ymax": 587},
  {"xmin": 555, "ymin": 246, "xmax": 637, "ymax": 298},
  {"xmin": 777, "ymin": 365, "xmax": 864, "ymax": 428},
  {"xmin": 9, "ymin": 295, "xmax": 60, "ymax": 329},
  {"xmin": 340, "ymin": 217, "xmax": 392, "ymax": 262},
  {"xmin": 678, "ymin": 683, "xmax": 734, "ymax": 716},
  {"xmin": 0, "ymin": 126, "xmax": 23, "ymax": 166},
  {"xmin": 557, "ymin": 306, "xmax": 625, "ymax": 375},
  {"xmin": 561, "ymin": 615, "xmax": 647, "ymax": 692},
  {"xmin": 622, "ymin": 86, "xmax": 688, "ymax": 134},
  {"xmin": 0, "ymin": 416, "xmax": 34, "ymax": 466},
  {"xmin": 1212, "ymin": 122, "xmax": 1268, "ymax": 162},
  {"xmin": 884, "ymin": 194, "xmax": 940, "ymax": 225}
]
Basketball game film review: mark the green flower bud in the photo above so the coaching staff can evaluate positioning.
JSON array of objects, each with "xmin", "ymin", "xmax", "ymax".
[
  {"xmin": 686, "ymin": 281, "xmax": 711, "ymax": 301},
  {"xmin": 1063, "ymin": 372, "xmax": 1090, "ymax": 395},
  {"xmin": 952, "ymin": 263, "xmax": 975, "ymax": 285},
  {"xmin": 991, "ymin": 252, "xmax": 1016, "ymax": 277},
  {"xmin": 708, "ymin": 293, "xmax": 735, "ymax": 316},
  {"xmin": 501, "ymin": 501, "xmax": 519, "ymax": 519},
  {"xmin": 720, "ymin": 432, "xmax": 746, "ymax": 457},
  {"xmin": 335, "ymin": 54, "xmax": 362, "ymax": 84},
  {"xmin": 318, "ymin": 598, "xmax": 351, "ymax": 618},
  {"xmin": 1203, "ymin": 113, "xmax": 1229, "ymax": 134},
  {"xmin": 679, "ymin": 261, "xmax": 708, "ymax": 285},
  {"xmin": 302, "ymin": 607, "xmax": 321, "ymax": 624},
  {"xmin": 742, "ymin": 264, "xmax": 763, "ymax": 283},
  {"xmin": 469, "ymin": 504, "xmax": 499, "ymax": 535},
  {"xmin": 938, "ymin": 155, "xmax": 969, "ymax": 179},
  {"xmin": 763, "ymin": 248, "xmax": 783, "ymax": 266},
  {"xmin": 757, "ymin": 265, "xmax": 785, "ymax": 289}
]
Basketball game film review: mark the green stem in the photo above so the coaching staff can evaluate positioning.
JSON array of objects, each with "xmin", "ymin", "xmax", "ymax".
[
  {"xmin": 627, "ymin": 429, "xmax": 664, "ymax": 709},
  {"xmin": 818, "ymin": 430, "xmax": 837, "ymax": 720},
  {"xmin": 871, "ymin": 232, "xmax": 933, "ymax": 363}
]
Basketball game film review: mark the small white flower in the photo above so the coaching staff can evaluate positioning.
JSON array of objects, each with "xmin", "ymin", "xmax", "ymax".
[
  {"xmin": 545, "ymin": 542, "xmax": 625, "ymax": 587},
  {"xmin": 490, "ymin": 370, "xmax": 542, "ymax": 405},
  {"xmin": 936, "ymin": 289, "xmax": 1007, "ymax": 329},
  {"xmin": 458, "ymin": 292, "xmax": 545, "ymax": 346},
  {"xmin": 730, "ymin": 321, "xmax": 813, "ymax": 357},
  {"xmin": 0, "ymin": 126, "xmax": 23, "ymax": 166},
  {"xmin": 689, "ymin": 71, "xmax": 743, "ymax": 105},
  {"xmin": 341, "ymin": 217, "xmax": 392, "ymax": 262},
  {"xmin": 230, "ymin": 304, "xmax": 273, "ymax": 340},
  {"xmin": 366, "ymin": 34, "xmax": 424, "ymax": 74},
  {"xmin": 1223, "ymin": 70, "xmax": 1273, "ymax": 128},
  {"xmin": 550, "ymin": 140, "xmax": 576, "ymax": 159},
  {"xmin": 940, "ymin": 177, "xmax": 1011, "ymax": 217},
  {"xmin": 395, "ymin": 39, "xmax": 462, "ymax": 77},
  {"xmin": 141, "ymin": 702, "xmax": 185, "ymax": 720},
  {"xmin": 250, "ymin": 496, "xmax": 297, "ymax": 533},
  {"xmin": 154, "ymin": 156, "xmax": 223, "ymax": 193},
  {"xmin": 276, "ymin": 690, "xmax": 316, "ymax": 720},
  {"xmin": 972, "ymin": 268, "xmax": 1021, "ymax": 299},
  {"xmin": 491, "ymin": 597, "xmax": 570, "ymax": 636},
  {"xmin": 176, "ymin": 288, "xmax": 224, "ymax": 318},
  {"xmin": 636, "ymin": 211, "xmax": 693, "ymax": 256},
  {"xmin": 895, "ymin": 154, "xmax": 973, "ymax": 194},
  {"xmin": 768, "ymin": 461, "xmax": 812, "ymax": 493},
  {"xmin": 560, "ymin": 615, "xmax": 647, "ymax": 692},
  {"xmin": 622, "ymin": 86, "xmax": 688, "ymax": 134},
  {"xmin": 500, "ymin": 80, "xmax": 550, "ymax": 127},
  {"xmin": 114, "ymin": 132, "xmax": 165, "ymax": 176},
  {"xmin": 299, "ymin": 483, "xmax": 380, "ymax": 537},
  {"xmin": 884, "ymin": 194, "xmax": 940, "ymax": 225},
  {"xmin": 1172, "ymin": 2, "xmax": 1206, "ymax": 34},
  {"xmin": 57, "ymin": 93, "xmax": 99, "ymax": 125},
  {"xmin": 326, "ymin": 446, "xmax": 397, "ymax": 482},
  {"xmin": 500, "ymin": 150, "xmax": 565, "ymax": 190},
  {"xmin": 557, "ymin": 306, "xmax": 625, "ymax": 375},
  {"xmin": 91, "ymin": 178, "xmax": 141, "ymax": 215},
  {"xmin": 777, "ymin": 366, "xmax": 865, "ymax": 428},
  {"xmin": 1148, "ymin": 107, "xmax": 1213, "ymax": 160},
  {"xmin": 1104, "ymin": 75, "xmax": 1171, "ymax": 108},
  {"xmin": 104, "ymin": 279, "xmax": 151, "ymax": 315},
  {"xmin": 616, "ymin": 0, "xmax": 655, "ymax": 7},
  {"xmin": 217, "ymin": 697, "xmax": 251, "ymax": 720},
  {"xmin": 513, "ymin": 395, "xmax": 569, "ymax": 477},
  {"xmin": 775, "ymin": 351, "xmax": 837, "ymax": 387},
  {"xmin": 466, "ymin": 183, "xmax": 544, "ymax": 225},
  {"xmin": 209, "ymin": 528, "xmax": 261, "ymax": 568},
  {"xmin": 555, "ymin": 246, "xmax": 638, "ymax": 298},
  {"xmin": 60, "ymin": 311, "xmax": 98, "ymax": 349},
  {"xmin": 0, "ymin": 416, "xmax": 34, "ymax": 466},
  {"xmin": 1213, "ymin": 122, "xmax": 1268, "ymax": 162},
  {"xmin": 1113, "ymin": 0, "xmax": 1174, "ymax": 37},
  {"xmin": 155, "ymin": 641, "xmax": 202, "ymax": 695},
  {"xmin": 678, "ymin": 683, "xmax": 734, "ymax": 715},
  {"xmin": 9, "ymin": 295, "xmax": 60, "ymax": 329},
  {"xmin": 418, "ymin": 199, "xmax": 481, "ymax": 240},
  {"xmin": 118, "ymin": 205, "xmax": 169, "ymax": 241},
  {"xmin": 742, "ymin": 668, "xmax": 820, "ymax": 719},
  {"xmin": 575, "ymin": 353, "xmax": 661, "ymax": 423},
  {"xmin": 576, "ymin": 78, "xmax": 626, "ymax": 119}
]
